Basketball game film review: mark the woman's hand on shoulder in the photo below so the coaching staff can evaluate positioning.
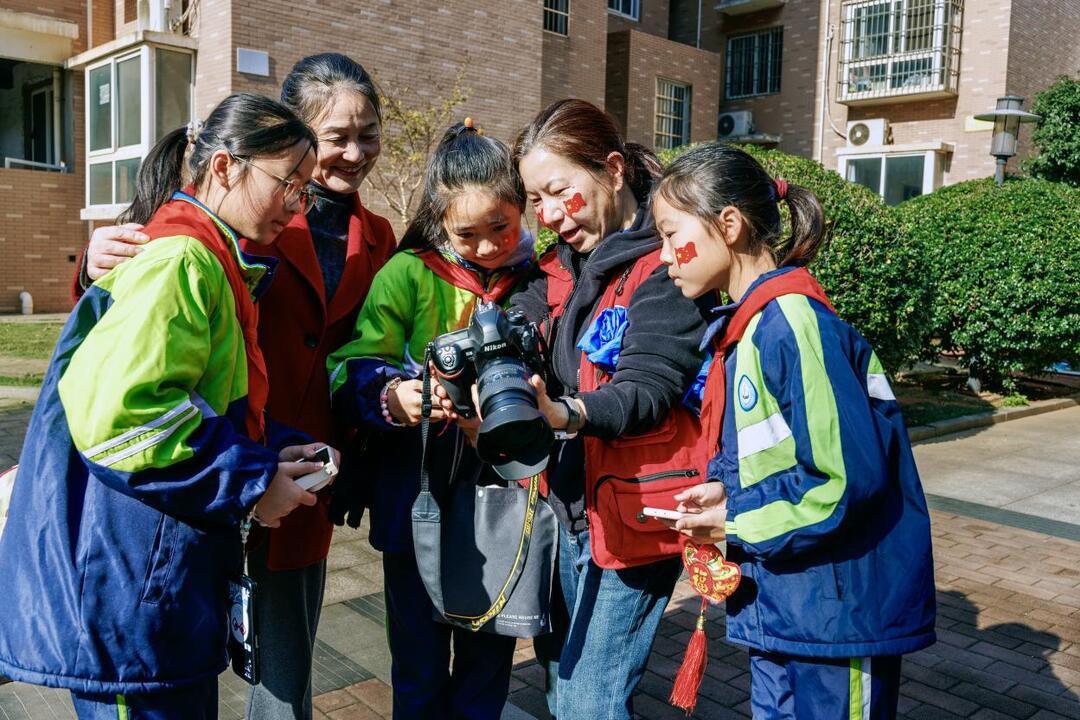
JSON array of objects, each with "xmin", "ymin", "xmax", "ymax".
[{"xmin": 86, "ymin": 223, "xmax": 150, "ymax": 280}]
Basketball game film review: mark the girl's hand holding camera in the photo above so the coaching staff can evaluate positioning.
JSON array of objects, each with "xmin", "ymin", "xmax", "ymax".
[
  {"xmin": 387, "ymin": 379, "xmax": 447, "ymax": 426},
  {"xmin": 253, "ymin": 444, "xmax": 340, "ymax": 528}
]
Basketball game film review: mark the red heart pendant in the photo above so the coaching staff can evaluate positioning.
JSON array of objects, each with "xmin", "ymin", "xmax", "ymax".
[{"xmin": 683, "ymin": 542, "xmax": 741, "ymax": 603}]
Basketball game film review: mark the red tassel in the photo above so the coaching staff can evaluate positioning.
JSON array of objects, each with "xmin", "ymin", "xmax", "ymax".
[{"xmin": 669, "ymin": 597, "xmax": 709, "ymax": 714}]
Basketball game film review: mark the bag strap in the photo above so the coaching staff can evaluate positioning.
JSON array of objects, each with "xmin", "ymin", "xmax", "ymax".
[{"xmin": 410, "ymin": 346, "xmax": 541, "ymax": 631}]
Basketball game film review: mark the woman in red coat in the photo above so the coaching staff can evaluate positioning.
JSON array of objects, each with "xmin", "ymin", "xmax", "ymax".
[{"xmin": 77, "ymin": 54, "xmax": 396, "ymax": 720}]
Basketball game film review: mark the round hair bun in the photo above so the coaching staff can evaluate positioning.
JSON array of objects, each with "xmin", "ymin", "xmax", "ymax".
[{"xmin": 464, "ymin": 117, "xmax": 474, "ymax": 129}]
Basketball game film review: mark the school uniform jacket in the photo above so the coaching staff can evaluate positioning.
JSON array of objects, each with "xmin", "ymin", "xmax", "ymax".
[
  {"xmin": 705, "ymin": 267, "xmax": 936, "ymax": 658},
  {"xmin": 0, "ymin": 195, "xmax": 305, "ymax": 693}
]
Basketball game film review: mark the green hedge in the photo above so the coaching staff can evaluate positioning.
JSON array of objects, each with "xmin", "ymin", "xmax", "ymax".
[
  {"xmin": 657, "ymin": 144, "xmax": 933, "ymax": 372},
  {"xmin": 895, "ymin": 177, "xmax": 1080, "ymax": 387}
]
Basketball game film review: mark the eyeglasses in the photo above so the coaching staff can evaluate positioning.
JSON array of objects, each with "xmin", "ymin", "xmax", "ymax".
[{"xmin": 230, "ymin": 154, "xmax": 317, "ymax": 215}]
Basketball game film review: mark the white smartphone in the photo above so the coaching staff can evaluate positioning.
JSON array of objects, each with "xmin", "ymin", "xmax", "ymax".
[
  {"xmin": 641, "ymin": 506, "xmax": 684, "ymax": 521},
  {"xmin": 295, "ymin": 446, "xmax": 338, "ymax": 493}
]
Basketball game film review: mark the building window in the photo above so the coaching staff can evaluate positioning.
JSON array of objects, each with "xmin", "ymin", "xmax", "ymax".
[
  {"xmin": 839, "ymin": 0, "xmax": 963, "ymax": 102},
  {"xmin": 725, "ymin": 27, "xmax": 783, "ymax": 99},
  {"xmin": 544, "ymin": 0, "xmax": 570, "ymax": 36},
  {"xmin": 0, "ymin": 60, "xmax": 68, "ymax": 172},
  {"xmin": 655, "ymin": 79, "xmax": 692, "ymax": 151},
  {"xmin": 608, "ymin": 0, "xmax": 640, "ymax": 20},
  {"xmin": 86, "ymin": 46, "xmax": 193, "ymax": 209},
  {"xmin": 844, "ymin": 153, "xmax": 932, "ymax": 205}
]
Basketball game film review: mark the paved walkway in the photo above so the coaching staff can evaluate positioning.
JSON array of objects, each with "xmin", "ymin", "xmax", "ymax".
[{"xmin": 1, "ymin": 402, "xmax": 1078, "ymax": 719}]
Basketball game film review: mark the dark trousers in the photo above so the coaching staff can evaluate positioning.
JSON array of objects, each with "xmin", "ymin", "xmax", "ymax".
[
  {"xmin": 245, "ymin": 542, "xmax": 327, "ymax": 720},
  {"xmin": 383, "ymin": 550, "xmax": 516, "ymax": 720},
  {"xmin": 749, "ymin": 651, "xmax": 902, "ymax": 720},
  {"xmin": 70, "ymin": 679, "xmax": 217, "ymax": 720}
]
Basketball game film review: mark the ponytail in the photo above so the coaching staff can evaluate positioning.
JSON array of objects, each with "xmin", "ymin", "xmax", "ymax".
[
  {"xmin": 776, "ymin": 184, "xmax": 826, "ymax": 267},
  {"xmin": 656, "ymin": 143, "xmax": 827, "ymax": 267},
  {"xmin": 622, "ymin": 141, "xmax": 662, "ymax": 201},
  {"xmin": 118, "ymin": 92, "xmax": 316, "ymax": 227},
  {"xmin": 118, "ymin": 127, "xmax": 189, "ymax": 225}
]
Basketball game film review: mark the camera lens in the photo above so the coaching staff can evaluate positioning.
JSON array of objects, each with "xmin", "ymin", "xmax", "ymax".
[{"xmin": 474, "ymin": 357, "xmax": 553, "ymax": 479}]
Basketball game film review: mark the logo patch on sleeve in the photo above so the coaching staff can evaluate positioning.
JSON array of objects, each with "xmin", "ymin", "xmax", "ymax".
[{"xmin": 737, "ymin": 374, "xmax": 758, "ymax": 412}]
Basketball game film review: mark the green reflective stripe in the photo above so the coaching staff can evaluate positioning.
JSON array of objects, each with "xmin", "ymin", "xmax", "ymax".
[
  {"xmin": 735, "ymin": 312, "xmax": 797, "ymax": 488},
  {"xmin": 116, "ymin": 694, "xmax": 129, "ymax": 720},
  {"xmin": 867, "ymin": 351, "xmax": 885, "ymax": 376},
  {"xmin": 727, "ymin": 295, "xmax": 846, "ymax": 545},
  {"xmin": 848, "ymin": 658, "xmax": 862, "ymax": 720},
  {"xmin": 865, "ymin": 351, "xmax": 895, "ymax": 400}
]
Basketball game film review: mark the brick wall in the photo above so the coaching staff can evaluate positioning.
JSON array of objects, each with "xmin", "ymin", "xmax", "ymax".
[
  {"xmin": 606, "ymin": 29, "xmax": 720, "ymax": 150},
  {"xmin": 6, "ymin": 0, "xmax": 87, "ymax": 53},
  {"xmin": 193, "ymin": 0, "xmax": 232, "ymax": 116},
  {"xmin": 607, "ymin": 0, "xmax": 668, "ymax": 39},
  {"xmin": 227, "ymin": 0, "xmax": 545, "ymax": 234},
  {"xmin": 821, "ymin": 0, "xmax": 1013, "ymax": 186},
  {"xmin": 706, "ymin": 3, "xmax": 820, "ymax": 159},
  {"xmin": 1005, "ymin": 0, "xmax": 1080, "ymax": 164},
  {"xmin": 91, "ymin": 0, "xmax": 114, "ymax": 48},
  {"xmin": 541, "ymin": 0, "xmax": 607, "ymax": 109}
]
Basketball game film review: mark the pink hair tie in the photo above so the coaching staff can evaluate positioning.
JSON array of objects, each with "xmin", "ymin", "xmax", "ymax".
[{"xmin": 774, "ymin": 179, "xmax": 789, "ymax": 202}]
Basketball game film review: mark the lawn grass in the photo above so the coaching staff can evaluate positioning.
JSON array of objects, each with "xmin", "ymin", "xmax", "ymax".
[
  {"xmin": 0, "ymin": 323, "xmax": 64, "ymax": 360},
  {"xmin": 0, "ymin": 373, "xmax": 45, "ymax": 387}
]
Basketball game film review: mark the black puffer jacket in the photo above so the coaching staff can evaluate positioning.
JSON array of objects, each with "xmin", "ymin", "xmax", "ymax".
[{"xmin": 510, "ymin": 204, "xmax": 708, "ymax": 530}]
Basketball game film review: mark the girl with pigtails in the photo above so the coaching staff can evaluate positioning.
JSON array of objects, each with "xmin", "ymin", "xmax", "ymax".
[
  {"xmin": 326, "ymin": 119, "xmax": 536, "ymax": 719},
  {"xmin": 655, "ymin": 143, "xmax": 936, "ymax": 719}
]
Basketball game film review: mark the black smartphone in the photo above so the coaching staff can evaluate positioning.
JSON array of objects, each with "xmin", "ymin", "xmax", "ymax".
[
  {"xmin": 228, "ymin": 575, "xmax": 260, "ymax": 685},
  {"xmin": 312, "ymin": 445, "xmax": 332, "ymax": 464}
]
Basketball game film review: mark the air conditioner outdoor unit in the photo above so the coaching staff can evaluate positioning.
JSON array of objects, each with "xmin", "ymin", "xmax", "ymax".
[
  {"xmin": 718, "ymin": 111, "xmax": 754, "ymax": 139},
  {"xmin": 847, "ymin": 118, "xmax": 891, "ymax": 148}
]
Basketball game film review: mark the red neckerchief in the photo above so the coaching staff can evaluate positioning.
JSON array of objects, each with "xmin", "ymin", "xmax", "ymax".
[
  {"xmin": 415, "ymin": 250, "xmax": 524, "ymax": 303},
  {"xmin": 140, "ymin": 191, "xmax": 270, "ymax": 442},
  {"xmin": 699, "ymin": 268, "xmax": 835, "ymax": 453}
]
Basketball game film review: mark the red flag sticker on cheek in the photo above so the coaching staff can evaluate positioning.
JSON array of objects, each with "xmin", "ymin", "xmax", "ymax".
[
  {"xmin": 675, "ymin": 242, "xmax": 698, "ymax": 266},
  {"xmin": 537, "ymin": 207, "xmax": 545, "ymax": 225},
  {"xmin": 564, "ymin": 192, "xmax": 586, "ymax": 217}
]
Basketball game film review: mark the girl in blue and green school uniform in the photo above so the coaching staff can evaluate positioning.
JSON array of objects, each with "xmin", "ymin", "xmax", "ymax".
[
  {"xmin": 654, "ymin": 144, "xmax": 936, "ymax": 720},
  {"xmin": 325, "ymin": 119, "xmax": 535, "ymax": 720}
]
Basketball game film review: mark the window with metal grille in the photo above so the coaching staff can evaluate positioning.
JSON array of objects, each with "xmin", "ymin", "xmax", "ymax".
[
  {"xmin": 839, "ymin": 0, "xmax": 963, "ymax": 101},
  {"xmin": 725, "ymin": 27, "xmax": 783, "ymax": 99},
  {"xmin": 655, "ymin": 79, "xmax": 692, "ymax": 151},
  {"xmin": 544, "ymin": 0, "xmax": 570, "ymax": 35},
  {"xmin": 608, "ymin": 0, "xmax": 640, "ymax": 20}
]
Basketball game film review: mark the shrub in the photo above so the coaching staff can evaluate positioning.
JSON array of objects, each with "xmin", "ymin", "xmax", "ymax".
[
  {"xmin": 659, "ymin": 143, "xmax": 933, "ymax": 372},
  {"xmin": 896, "ymin": 177, "xmax": 1080, "ymax": 388},
  {"xmin": 1023, "ymin": 75, "xmax": 1080, "ymax": 187}
]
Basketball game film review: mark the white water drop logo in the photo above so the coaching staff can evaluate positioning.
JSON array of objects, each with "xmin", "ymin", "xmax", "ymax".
[{"xmin": 738, "ymin": 374, "xmax": 758, "ymax": 412}]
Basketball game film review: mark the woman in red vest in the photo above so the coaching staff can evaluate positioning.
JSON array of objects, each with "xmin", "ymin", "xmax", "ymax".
[
  {"xmin": 77, "ymin": 54, "xmax": 396, "ymax": 720},
  {"xmin": 505, "ymin": 100, "xmax": 710, "ymax": 720}
]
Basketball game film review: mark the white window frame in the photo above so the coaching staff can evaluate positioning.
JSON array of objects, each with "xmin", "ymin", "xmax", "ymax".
[
  {"xmin": 839, "ymin": 0, "xmax": 958, "ymax": 101},
  {"xmin": 654, "ymin": 78, "xmax": 692, "ymax": 152},
  {"xmin": 725, "ymin": 27, "xmax": 783, "ymax": 100},
  {"xmin": 838, "ymin": 150, "xmax": 942, "ymax": 204},
  {"xmin": 608, "ymin": 0, "xmax": 640, "ymax": 21},
  {"xmin": 543, "ymin": 0, "xmax": 571, "ymax": 36},
  {"xmin": 84, "ymin": 45, "xmax": 194, "ymax": 215}
]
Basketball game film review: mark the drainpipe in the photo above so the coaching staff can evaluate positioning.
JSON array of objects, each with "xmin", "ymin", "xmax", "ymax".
[
  {"xmin": 52, "ymin": 68, "xmax": 62, "ymax": 168},
  {"xmin": 19, "ymin": 291, "xmax": 33, "ymax": 316},
  {"xmin": 697, "ymin": 0, "xmax": 702, "ymax": 48},
  {"xmin": 816, "ymin": 0, "xmax": 833, "ymax": 164}
]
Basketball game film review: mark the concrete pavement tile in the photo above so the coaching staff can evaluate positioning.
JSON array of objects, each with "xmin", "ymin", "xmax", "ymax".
[
  {"xmin": 1004, "ymin": 483, "xmax": 1080, "ymax": 525},
  {"xmin": 920, "ymin": 466, "xmax": 1071, "ymax": 507}
]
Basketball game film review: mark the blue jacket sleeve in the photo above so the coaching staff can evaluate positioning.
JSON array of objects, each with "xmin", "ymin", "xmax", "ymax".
[{"xmin": 724, "ymin": 296, "xmax": 891, "ymax": 560}]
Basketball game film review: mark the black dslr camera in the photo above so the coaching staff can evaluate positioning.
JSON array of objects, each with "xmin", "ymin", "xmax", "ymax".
[{"xmin": 430, "ymin": 302, "xmax": 553, "ymax": 480}]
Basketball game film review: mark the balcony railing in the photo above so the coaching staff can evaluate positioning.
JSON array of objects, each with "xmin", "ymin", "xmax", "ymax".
[
  {"xmin": 715, "ymin": 0, "xmax": 786, "ymax": 16},
  {"xmin": 837, "ymin": 0, "xmax": 963, "ymax": 104}
]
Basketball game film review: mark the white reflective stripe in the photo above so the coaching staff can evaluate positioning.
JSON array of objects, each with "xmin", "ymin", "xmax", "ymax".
[
  {"xmin": 189, "ymin": 392, "xmax": 216, "ymax": 419},
  {"xmin": 737, "ymin": 411, "xmax": 793, "ymax": 459},
  {"xmin": 867, "ymin": 373, "xmax": 896, "ymax": 402},
  {"xmin": 95, "ymin": 405, "xmax": 199, "ymax": 467},
  {"xmin": 83, "ymin": 399, "xmax": 196, "ymax": 459},
  {"xmin": 861, "ymin": 656, "xmax": 872, "ymax": 720}
]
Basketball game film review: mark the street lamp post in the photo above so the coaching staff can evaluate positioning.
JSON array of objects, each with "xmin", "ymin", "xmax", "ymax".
[{"xmin": 975, "ymin": 96, "xmax": 1040, "ymax": 185}]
